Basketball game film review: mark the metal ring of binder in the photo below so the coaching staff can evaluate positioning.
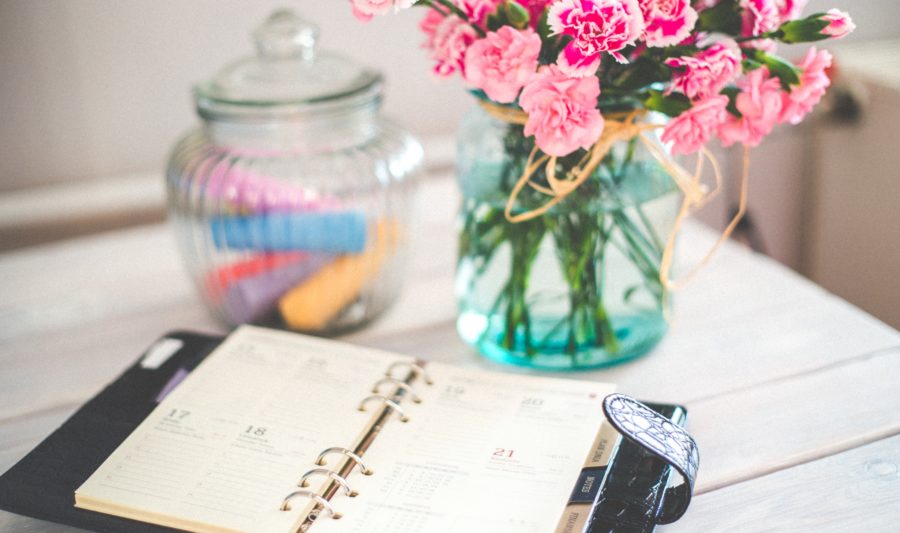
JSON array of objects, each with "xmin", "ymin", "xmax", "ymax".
[
  {"xmin": 316, "ymin": 447, "xmax": 373, "ymax": 475},
  {"xmin": 385, "ymin": 361, "xmax": 433, "ymax": 385},
  {"xmin": 358, "ymin": 395, "xmax": 410, "ymax": 422},
  {"xmin": 298, "ymin": 468, "xmax": 358, "ymax": 497},
  {"xmin": 371, "ymin": 377, "xmax": 422, "ymax": 403},
  {"xmin": 280, "ymin": 490, "xmax": 341, "ymax": 519}
]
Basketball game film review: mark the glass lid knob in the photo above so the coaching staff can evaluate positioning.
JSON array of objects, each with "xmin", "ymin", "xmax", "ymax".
[{"xmin": 253, "ymin": 9, "xmax": 319, "ymax": 62}]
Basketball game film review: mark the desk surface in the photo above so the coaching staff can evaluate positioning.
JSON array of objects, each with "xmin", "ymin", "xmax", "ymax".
[{"xmin": 1, "ymin": 176, "xmax": 899, "ymax": 532}]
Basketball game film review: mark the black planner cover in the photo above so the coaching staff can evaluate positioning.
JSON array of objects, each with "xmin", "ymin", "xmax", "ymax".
[{"xmin": 0, "ymin": 331, "xmax": 224, "ymax": 533}]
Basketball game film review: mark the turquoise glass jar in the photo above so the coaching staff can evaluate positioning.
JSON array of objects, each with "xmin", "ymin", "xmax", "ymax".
[{"xmin": 455, "ymin": 104, "xmax": 679, "ymax": 370}]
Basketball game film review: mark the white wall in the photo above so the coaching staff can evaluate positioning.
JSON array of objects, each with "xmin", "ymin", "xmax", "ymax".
[
  {"xmin": 0, "ymin": 0, "xmax": 897, "ymax": 192},
  {"xmin": 0, "ymin": 1, "xmax": 471, "ymax": 191}
]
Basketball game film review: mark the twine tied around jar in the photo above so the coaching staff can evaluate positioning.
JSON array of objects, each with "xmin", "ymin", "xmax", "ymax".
[{"xmin": 478, "ymin": 100, "xmax": 750, "ymax": 291}]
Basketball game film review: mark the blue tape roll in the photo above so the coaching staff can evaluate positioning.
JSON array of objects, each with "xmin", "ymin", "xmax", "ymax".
[{"xmin": 210, "ymin": 211, "xmax": 368, "ymax": 253}]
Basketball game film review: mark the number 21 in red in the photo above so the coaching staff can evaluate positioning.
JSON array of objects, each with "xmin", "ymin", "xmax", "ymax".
[{"xmin": 493, "ymin": 448, "xmax": 515, "ymax": 458}]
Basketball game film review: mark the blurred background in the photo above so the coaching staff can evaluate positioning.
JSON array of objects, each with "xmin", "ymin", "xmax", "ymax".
[{"xmin": 0, "ymin": 0, "xmax": 898, "ymax": 327}]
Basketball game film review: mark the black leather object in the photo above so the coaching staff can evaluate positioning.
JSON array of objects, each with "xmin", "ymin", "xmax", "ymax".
[
  {"xmin": 586, "ymin": 394, "xmax": 699, "ymax": 533},
  {"xmin": 0, "ymin": 332, "xmax": 223, "ymax": 533}
]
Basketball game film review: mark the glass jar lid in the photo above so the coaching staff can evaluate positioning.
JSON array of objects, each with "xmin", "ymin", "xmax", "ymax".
[{"xmin": 195, "ymin": 9, "xmax": 382, "ymax": 121}]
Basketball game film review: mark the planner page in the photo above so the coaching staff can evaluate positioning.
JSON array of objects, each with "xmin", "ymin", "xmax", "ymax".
[
  {"xmin": 75, "ymin": 325, "xmax": 413, "ymax": 533},
  {"xmin": 312, "ymin": 362, "xmax": 615, "ymax": 533}
]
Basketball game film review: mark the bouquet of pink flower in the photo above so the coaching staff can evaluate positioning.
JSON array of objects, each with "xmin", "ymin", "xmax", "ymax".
[
  {"xmin": 350, "ymin": 0, "xmax": 854, "ymax": 368},
  {"xmin": 351, "ymin": 0, "xmax": 852, "ymax": 157}
]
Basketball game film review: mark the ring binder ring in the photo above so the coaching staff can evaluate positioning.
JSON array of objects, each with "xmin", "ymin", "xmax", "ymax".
[
  {"xmin": 298, "ymin": 468, "xmax": 358, "ymax": 497},
  {"xmin": 358, "ymin": 395, "xmax": 410, "ymax": 422},
  {"xmin": 385, "ymin": 361, "xmax": 433, "ymax": 385},
  {"xmin": 316, "ymin": 447, "xmax": 373, "ymax": 475},
  {"xmin": 372, "ymin": 377, "xmax": 422, "ymax": 403},
  {"xmin": 280, "ymin": 490, "xmax": 341, "ymax": 519}
]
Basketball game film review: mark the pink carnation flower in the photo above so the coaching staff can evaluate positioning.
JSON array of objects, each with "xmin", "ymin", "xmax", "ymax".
[
  {"xmin": 718, "ymin": 67, "xmax": 784, "ymax": 147},
  {"xmin": 639, "ymin": 0, "xmax": 698, "ymax": 48},
  {"xmin": 519, "ymin": 65, "xmax": 605, "ymax": 157},
  {"xmin": 548, "ymin": 0, "xmax": 646, "ymax": 76},
  {"xmin": 350, "ymin": 0, "xmax": 415, "ymax": 21},
  {"xmin": 821, "ymin": 9, "xmax": 855, "ymax": 39},
  {"xmin": 453, "ymin": 0, "xmax": 550, "ymax": 28},
  {"xmin": 741, "ymin": 0, "xmax": 780, "ymax": 36},
  {"xmin": 458, "ymin": 0, "xmax": 504, "ymax": 26},
  {"xmin": 779, "ymin": 47, "xmax": 832, "ymax": 125},
  {"xmin": 662, "ymin": 96, "xmax": 729, "ymax": 155},
  {"xmin": 738, "ymin": 0, "xmax": 805, "ymax": 34},
  {"xmin": 739, "ymin": 0, "xmax": 781, "ymax": 50},
  {"xmin": 740, "ymin": 0, "xmax": 807, "ymax": 49},
  {"xmin": 665, "ymin": 41, "xmax": 741, "ymax": 101},
  {"xmin": 465, "ymin": 27, "xmax": 542, "ymax": 103},
  {"xmin": 774, "ymin": 0, "xmax": 807, "ymax": 21},
  {"xmin": 420, "ymin": 11, "xmax": 479, "ymax": 77}
]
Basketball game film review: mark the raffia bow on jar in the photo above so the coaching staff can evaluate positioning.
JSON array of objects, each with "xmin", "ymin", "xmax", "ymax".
[{"xmin": 479, "ymin": 101, "xmax": 748, "ymax": 292}]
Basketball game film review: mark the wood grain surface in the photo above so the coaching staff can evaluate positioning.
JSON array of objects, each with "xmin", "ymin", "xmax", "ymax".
[{"xmin": 1, "ymin": 175, "xmax": 898, "ymax": 531}]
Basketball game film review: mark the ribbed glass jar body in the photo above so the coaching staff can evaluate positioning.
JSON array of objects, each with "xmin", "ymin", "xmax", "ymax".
[{"xmin": 166, "ymin": 110, "xmax": 422, "ymax": 335}]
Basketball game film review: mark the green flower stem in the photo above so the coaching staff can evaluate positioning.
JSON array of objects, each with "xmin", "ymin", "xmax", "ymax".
[
  {"xmin": 613, "ymin": 211, "xmax": 662, "ymax": 271},
  {"xmin": 593, "ymin": 217, "xmax": 621, "ymax": 354},
  {"xmin": 612, "ymin": 217, "xmax": 663, "ymax": 280},
  {"xmin": 608, "ymin": 235, "xmax": 663, "ymax": 304},
  {"xmin": 554, "ymin": 216, "xmax": 593, "ymax": 356},
  {"xmin": 734, "ymin": 30, "xmax": 779, "ymax": 43},
  {"xmin": 606, "ymin": 138, "xmax": 666, "ymax": 257},
  {"xmin": 501, "ymin": 217, "xmax": 545, "ymax": 352},
  {"xmin": 621, "ymin": 138, "xmax": 639, "ymax": 179},
  {"xmin": 549, "ymin": 209, "xmax": 620, "ymax": 358},
  {"xmin": 634, "ymin": 202, "xmax": 666, "ymax": 254}
]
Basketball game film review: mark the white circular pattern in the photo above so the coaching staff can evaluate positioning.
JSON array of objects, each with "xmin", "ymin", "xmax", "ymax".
[{"xmin": 602, "ymin": 393, "xmax": 700, "ymax": 525}]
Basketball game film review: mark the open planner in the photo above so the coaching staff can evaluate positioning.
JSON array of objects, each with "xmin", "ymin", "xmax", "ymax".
[{"xmin": 72, "ymin": 326, "xmax": 619, "ymax": 533}]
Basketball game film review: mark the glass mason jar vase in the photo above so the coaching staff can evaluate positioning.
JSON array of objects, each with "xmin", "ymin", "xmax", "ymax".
[
  {"xmin": 455, "ymin": 104, "xmax": 679, "ymax": 370},
  {"xmin": 166, "ymin": 10, "xmax": 422, "ymax": 335}
]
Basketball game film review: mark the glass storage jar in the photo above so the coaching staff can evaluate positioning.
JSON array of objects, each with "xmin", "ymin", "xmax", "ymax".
[{"xmin": 166, "ymin": 10, "xmax": 422, "ymax": 335}]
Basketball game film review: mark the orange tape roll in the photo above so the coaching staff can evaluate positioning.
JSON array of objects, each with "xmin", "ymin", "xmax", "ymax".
[{"xmin": 278, "ymin": 221, "xmax": 399, "ymax": 331}]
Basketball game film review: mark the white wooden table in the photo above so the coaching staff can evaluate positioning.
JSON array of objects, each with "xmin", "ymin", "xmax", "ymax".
[{"xmin": 1, "ymin": 175, "xmax": 899, "ymax": 532}]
